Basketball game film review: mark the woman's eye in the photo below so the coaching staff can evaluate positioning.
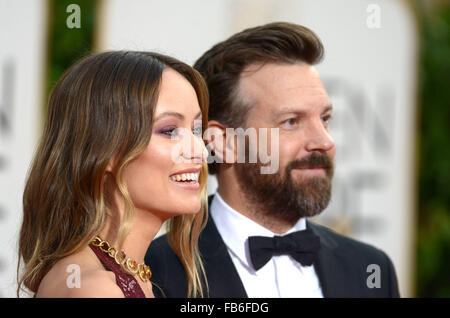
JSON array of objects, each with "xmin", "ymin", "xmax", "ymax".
[{"xmin": 160, "ymin": 126, "xmax": 178, "ymax": 137}]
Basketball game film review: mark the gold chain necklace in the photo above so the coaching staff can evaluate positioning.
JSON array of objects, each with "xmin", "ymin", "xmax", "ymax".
[{"xmin": 91, "ymin": 236, "xmax": 152, "ymax": 282}]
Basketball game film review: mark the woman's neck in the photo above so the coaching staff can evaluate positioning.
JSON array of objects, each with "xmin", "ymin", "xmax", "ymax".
[{"xmin": 98, "ymin": 187, "xmax": 165, "ymax": 264}]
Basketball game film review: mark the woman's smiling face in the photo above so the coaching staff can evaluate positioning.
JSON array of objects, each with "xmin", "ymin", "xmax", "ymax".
[{"xmin": 122, "ymin": 68, "xmax": 207, "ymax": 219}]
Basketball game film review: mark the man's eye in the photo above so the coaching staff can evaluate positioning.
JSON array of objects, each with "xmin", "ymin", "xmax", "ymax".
[
  {"xmin": 281, "ymin": 118, "xmax": 299, "ymax": 128},
  {"xmin": 322, "ymin": 115, "xmax": 332, "ymax": 124}
]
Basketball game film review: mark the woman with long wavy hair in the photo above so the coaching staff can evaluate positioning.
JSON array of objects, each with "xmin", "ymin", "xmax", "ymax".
[{"xmin": 17, "ymin": 51, "xmax": 209, "ymax": 298}]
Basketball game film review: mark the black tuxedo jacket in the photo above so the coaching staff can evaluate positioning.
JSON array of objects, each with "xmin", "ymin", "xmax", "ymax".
[{"xmin": 145, "ymin": 196, "xmax": 400, "ymax": 298}]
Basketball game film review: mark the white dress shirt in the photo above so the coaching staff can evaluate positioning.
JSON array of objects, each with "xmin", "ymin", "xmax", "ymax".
[{"xmin": 210, "ymin": 192, "xmax": 324, "ymax": 298}]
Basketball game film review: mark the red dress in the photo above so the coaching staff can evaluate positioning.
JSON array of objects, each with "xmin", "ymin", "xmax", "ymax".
[{"xmin": 89, "ymin": 244, "xmax": 146, "ymax": 298}]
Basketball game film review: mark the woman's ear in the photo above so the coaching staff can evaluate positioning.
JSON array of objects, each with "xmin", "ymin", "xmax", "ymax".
[
  {"xmin": 106, "ymin": 161, "xmax": 114, "ymax": 173},
  {"xmin": 105, "ymin": 155, "xmax": 119, "ymax": 174},
  {"xmin": 105, "ymin": 161, "xmax": 115, "ymax": 175},
  {"xmin": 204, "ymin": 120, "xmax": 237, "ymax": 164}
]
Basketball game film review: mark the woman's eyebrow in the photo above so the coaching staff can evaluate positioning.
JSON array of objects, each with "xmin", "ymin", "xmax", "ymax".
[
  {"xmin": 154, "ymin": 110, "xmax": 202, "ymax": 122},
  {"xmin": 154, "ymin": 111, "xmax": 184, "ymax": 121}
]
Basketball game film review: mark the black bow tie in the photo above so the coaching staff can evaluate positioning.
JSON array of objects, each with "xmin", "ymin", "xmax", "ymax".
[{"xmin": 248, "ymin": 229, "xmax": 321, "ymax": 271}]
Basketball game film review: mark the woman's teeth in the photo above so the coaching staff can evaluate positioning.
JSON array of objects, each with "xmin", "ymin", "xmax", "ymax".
[{"xmin": 170, "ymin": 173, "xmax": 199, "ymax": 182}]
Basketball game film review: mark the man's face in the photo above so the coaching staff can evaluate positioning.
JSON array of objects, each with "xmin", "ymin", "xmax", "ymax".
[{"xmin": 235, "ymin": 62, "xmax": 336, "ymax": 222}]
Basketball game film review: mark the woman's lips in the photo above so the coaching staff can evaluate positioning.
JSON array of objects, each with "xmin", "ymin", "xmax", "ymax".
[{"xmin": 169, "ymin": 178, "xmax": 200, "ymax": 190}]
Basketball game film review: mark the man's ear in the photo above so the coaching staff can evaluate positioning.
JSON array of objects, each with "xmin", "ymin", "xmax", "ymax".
[{"xmin": 204, "ymin": 120, "xmax": 237, "ymax": 164}]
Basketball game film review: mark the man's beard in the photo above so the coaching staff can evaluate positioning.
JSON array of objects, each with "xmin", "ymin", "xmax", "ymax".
[{"xmin": 235, "ymin": 151, "xmax": 334, "ymax": 225}]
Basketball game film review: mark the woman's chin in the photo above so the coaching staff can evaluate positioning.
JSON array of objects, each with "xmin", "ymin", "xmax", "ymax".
[{"xmin": 167, "ymin": 200, "xmax": 202, "ymax": 217}]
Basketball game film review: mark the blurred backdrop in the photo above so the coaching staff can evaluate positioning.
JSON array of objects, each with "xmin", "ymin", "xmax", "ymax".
[{"xmin": 0, "ymin": 0, "xmax": 448, "ymax": 297}]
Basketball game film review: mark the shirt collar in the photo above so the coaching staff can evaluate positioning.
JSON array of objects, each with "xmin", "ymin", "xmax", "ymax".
[{"xmin": 210, "ymin": 192, "xmax": 306, "ymax": 270}]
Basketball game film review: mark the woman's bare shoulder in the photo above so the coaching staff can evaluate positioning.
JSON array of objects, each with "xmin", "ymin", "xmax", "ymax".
[{"xmin": 36, "ymin": 250, "xmax": 124, "ymax": 298}]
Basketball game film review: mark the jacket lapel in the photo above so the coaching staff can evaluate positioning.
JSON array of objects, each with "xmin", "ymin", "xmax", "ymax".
[
  {"xmin": 199, "ymin": 195, "xmax": 248, "ymax": 297},
  {"xmin": 307, "ymin": 220, "xmax": 346, "ymax": 297}
]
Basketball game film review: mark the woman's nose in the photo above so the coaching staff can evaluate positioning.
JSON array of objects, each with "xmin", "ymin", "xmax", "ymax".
[{"xmin": 181, "ymin": 128, "xmax": 207, "ymax": 163}]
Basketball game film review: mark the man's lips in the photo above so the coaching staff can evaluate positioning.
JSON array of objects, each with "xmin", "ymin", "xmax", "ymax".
[{"xmin": 292, "ymin": 166, "xmax": 328, "ymax": 176}]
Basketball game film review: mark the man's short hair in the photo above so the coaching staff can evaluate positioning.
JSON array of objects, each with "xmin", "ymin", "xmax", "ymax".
[{"xmin": 194, "ymin": 22, "xmax": 324, "ymax": 174}]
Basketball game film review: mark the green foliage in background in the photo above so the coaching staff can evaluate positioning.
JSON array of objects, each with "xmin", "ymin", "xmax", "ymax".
[
  {"xmin": 46, "ymin": 0, "xmax": 97, "ymax": 99},
  {"xmin": 46, "ymin": 0, "xmax": 449, "ymax": 297},
  {"xmin": 415, "ymin": 0, "xmax": 450, "ymax": 298}
]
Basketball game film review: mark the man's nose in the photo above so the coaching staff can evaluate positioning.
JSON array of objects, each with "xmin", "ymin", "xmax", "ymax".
[{"xmin": 304, "ymin": 120, "xmax": 335, "ymax": 153}]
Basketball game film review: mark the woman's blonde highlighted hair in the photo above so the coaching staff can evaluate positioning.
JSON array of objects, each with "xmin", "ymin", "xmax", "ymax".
[{"xmin": 17, "ymin": 51, "xmax": 209, "ymax": 297}]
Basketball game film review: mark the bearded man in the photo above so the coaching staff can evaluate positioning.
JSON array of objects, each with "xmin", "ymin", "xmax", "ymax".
[{"xmin": 145, "ymin": 22, "xmax": 400, "ymax": 298}]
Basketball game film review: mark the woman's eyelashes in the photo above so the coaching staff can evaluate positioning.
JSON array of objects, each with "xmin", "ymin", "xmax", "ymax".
[
  {"xmin": 158, "ymin": 125, "xmax": 203, "ymax": 138},
  {"xmin": 159, "ymin": 125, "xmax": 178, "ymax": 137}
]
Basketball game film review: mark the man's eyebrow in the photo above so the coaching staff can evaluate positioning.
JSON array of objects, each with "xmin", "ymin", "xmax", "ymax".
[
  {"xmin": 271, "ymin": 104, "xmax": 332, "ymax": 120},
  {"xmin": 154, "ymin": 110, "xmax": 202, "ymax": 121},
  {"xmin": 322, "ymin": 104, "xmax": 333, "ymax": 113},
  {"xmin": 272, "ymin": 107, "xmax": 306, "ymax": 117}
]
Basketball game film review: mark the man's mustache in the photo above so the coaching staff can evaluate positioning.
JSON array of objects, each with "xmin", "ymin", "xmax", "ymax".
[{"xmin": 287, "ymin": 152, "xmax": 334, "ymax": 176}]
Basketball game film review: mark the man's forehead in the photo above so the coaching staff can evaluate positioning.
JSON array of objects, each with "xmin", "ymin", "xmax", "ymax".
[
  {"xmin": 238, "ymin": 62, "xmax": 330, "ymax": 115},
  {"xmin": 240, "ymin": 61, "xmax": 318, "ymax": 82},
  {"xmin": 239, "ymin": 63, "xmax": 324, "ymax": 95}
]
